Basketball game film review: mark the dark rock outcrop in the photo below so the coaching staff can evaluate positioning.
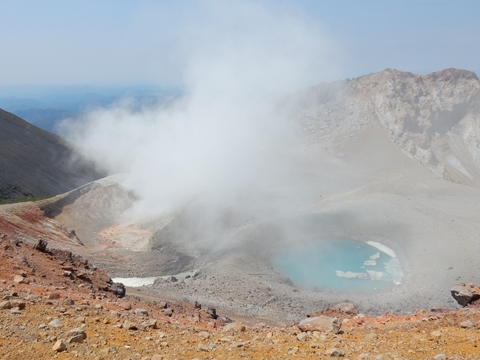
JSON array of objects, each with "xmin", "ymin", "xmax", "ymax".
[
  {"xmin": 33, "ymin": 238, "xmax": 48, "ymax": 252},
  {"xmin": 110, "ymin": 282, "xmax": 126, "ymax": 298}
]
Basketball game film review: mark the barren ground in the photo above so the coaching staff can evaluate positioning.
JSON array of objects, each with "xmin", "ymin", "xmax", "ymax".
[{"xmin": 2, "ymin": 235, "xmax": 480, "ymax": 359}]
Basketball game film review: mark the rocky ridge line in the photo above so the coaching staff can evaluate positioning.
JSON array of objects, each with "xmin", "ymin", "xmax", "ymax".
[{"xmin": 292, "ymin": 68, "xmax": 480, "ymax": 188}]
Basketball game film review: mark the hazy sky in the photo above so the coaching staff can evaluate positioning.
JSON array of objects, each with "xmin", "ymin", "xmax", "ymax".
[{"xmin": 1, "ymin": 0, "xmax": 478, "ymax": 87}]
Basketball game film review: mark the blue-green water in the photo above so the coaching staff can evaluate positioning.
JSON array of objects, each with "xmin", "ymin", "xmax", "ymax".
[{"xmin": 272, "ymin": 240, "xmax": 402, "ymax": 293}]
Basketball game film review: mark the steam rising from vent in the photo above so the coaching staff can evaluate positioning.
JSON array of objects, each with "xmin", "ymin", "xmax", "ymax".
[{"xmin": 61, "ymin": 1, "xmax": 339, "ymax": 221}]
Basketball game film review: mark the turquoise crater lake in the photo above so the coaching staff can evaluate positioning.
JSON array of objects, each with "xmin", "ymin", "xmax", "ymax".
[{"xmin": 272, "ymin": 240, "xmax": 403, "ymax": 293}]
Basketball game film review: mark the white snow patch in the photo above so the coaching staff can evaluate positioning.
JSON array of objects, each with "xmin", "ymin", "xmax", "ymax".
[
  {"xmin": 366, "ymin": 241, "xmax": 397, "ymax": 258},
  {"xmin": 113, "ymin": 270, "xmax": 199, "ymax": 288},
  {"xmin": 112, "ymin": 277, "xmax": 158, "ymax": 287}
]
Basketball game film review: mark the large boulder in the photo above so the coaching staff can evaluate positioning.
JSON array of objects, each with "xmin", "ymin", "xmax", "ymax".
[
  {"xmin": 451, "ymin": 283, "xmax": 480, "ymax": 306},
  {"xmin": 223, "ymin": 321, "xmax": 246, "ymax": 333},
  {"xmin": 52, "ymin": 340, "xmax": 67, "ymax": 352},
  {"xmin": 59, "ymin": 327, "xmax": 87, "ymax": 341},
  {"xmin": 297, "ymin": 315, "xmax": 341, "ymax": 333},
  {"xmin": 110, "ymin": 282, "xmax": 126, "ymax": 298}
]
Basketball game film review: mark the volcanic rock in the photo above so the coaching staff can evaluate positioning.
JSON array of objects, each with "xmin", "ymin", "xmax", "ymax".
[
  {"xmin": 48, "ymin": 319, "xmax": 64, "ymax": 328},
  {"xmin": 288, "ymin": 68, "xmax": 480, "ymax": 188},
  {"xmin": 10, "ymin": 300, "xmax": 25, "ymax": 310},
  {"xmin": 134, "ymin": 308, "xmax": 149, "ymax": 316},
  {"xmin": 52, "ymin": 340, "xmax": 67, "ymax": 352},
  {"xmin": 296, "ymin": 332, "xmax": 308, "ymax": 342},
  {"xmin": 33, "ymin": 239, "xmax": 48, "ymax": 252},
  {"xmin": 123, "ymin": 320, "xmax": 138, "ymax": 330},
  {"xmin": 451, "ymin": 283, "xmax": 480, "ymax": 306},
  {"xmin": 13, "ymin": 275, "xmax": 28, "ymax": 284},
  {"xmin": 223, "ymin": 322, "xmax": 246, "ymax": 333},
  {"xmin": 47, "ymin": 293, "xmax": 60, "ymax": 300},
  {"xmin": 207, "ymin": 306, "xmax": 218, "ymax": 319},
  {"xmin": 119, "ymin": 301, "xmax": 132, "ymax": 310},
  {"xmin": 0, "ymin": 301, "xmax": 12, "ymax": 309},
  {"xmin": 74, "ymin": 316, "xmax": 85, "ymax": 323},
  {"xmin": 332, "ymin": 303, "xmax": 359, "ymax": 315},
  {"xmin": 460, "ymin": 320, "xmax": 474, "ymax": 328},
  {"xmin": 63, "ymin": 298, "xmax": 75, "ymax": 306},
  {"xmin": 162, "ymin": 308, "xmax": 173, "ymax": 317},
  {"xmin": 110, "ymin": 282, "xmax": 126, "ymax": 298},
  {"xmin": 298, "ymin": 315, "xmax": 341, "ymax": 334},
  {"xmin": 157, "ymin": 301, "xmax": 167, "ymax": 309},
  {"xmin": 141, "ymin": 319, "xmax": 158, "ymax": 329},
  {"xmin": 60, "ymin": 327, "xmax": 87, "ymax": 342},
  {"xmin": 326, "ymin": 348, "xmax": 345, "ymax": 357}
]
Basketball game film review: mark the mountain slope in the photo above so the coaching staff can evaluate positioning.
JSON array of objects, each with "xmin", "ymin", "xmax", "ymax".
[
  {"xmin": 293, "ymin": 68, "xmax": 480, "ymax": 188},
  {"xmin": 0, "ymin": 108, "xmax": 101, "ymax": 200}
]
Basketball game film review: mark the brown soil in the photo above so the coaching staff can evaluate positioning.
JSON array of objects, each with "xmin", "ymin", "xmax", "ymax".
[{"xmin": 1, "ymin": 207, "xmax": 480, "ymax": 359}]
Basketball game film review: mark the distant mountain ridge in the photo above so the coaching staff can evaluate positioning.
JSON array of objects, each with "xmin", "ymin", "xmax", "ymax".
[
  {"xmin": 0, "ymin": 85, "xmax": 183, "ymax": 133},
  {"xmin": 13, "ymin": 108, "xmax": 78, "ymax": 134},
  {"xmin": 0, "ymin": 108, "xmax": 101, "ymax": 200}
]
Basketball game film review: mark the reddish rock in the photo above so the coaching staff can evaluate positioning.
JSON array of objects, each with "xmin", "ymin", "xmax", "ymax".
[
  {"xmin": 206, "ymin": 321, "xmax": 216, "ymax": 329},
  {"xmin": 63, "ymin": 298, "xmax": 75, "ymax": 306},
  {"xmin": 47, "ymin": 293, "xmax": 60, "ymax": 300},
  {"xmin": 119, "ymin": 301, "xmax": 132, "ymax": 310},
  {"xmin": 451, "ymin": 283, "xmax": 480, "ymax": 306},
  {"xmin": 157, "ymin": 301, "xmax": 167, "ymax": 309}
]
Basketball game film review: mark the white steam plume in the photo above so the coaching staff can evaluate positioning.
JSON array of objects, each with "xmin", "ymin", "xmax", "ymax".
[{"xmin": 62, "ymin": 1, "xmax": 339, "ymax": 222}]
